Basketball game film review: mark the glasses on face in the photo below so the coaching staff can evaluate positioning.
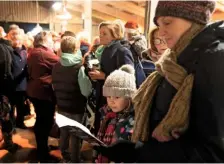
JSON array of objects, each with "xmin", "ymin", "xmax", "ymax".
[{"xmin": 153, "ymin": 38, "xmax": 166, "ymax": 45}]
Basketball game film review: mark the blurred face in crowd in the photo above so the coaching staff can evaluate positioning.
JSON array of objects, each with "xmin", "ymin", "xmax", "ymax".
[
  {"xmin": 23, "ymin": 35, "xmax": 34, "ymax": 49},
  {"xmin": 157, "ymin": 16, "xmax": 192, "ymax": 49},
  {"xmin": 99, "ymin": 26, "xmax": 115, "ymax": 45},
  {"xmin": 107, "ymin": 96, "xmax": 130, "ymax": 113},
  {"xmin": 153, "ymin": 30, "xmax": 168, "ymax": 54},
  {"xmin": 8, "ymin": 28, "xmax": 23, "ymax": 47},
  {"xmin": 45, "ymin": 34, "xmax": 54, "ymax": 49},
  {"xmin": 125, "ymin": 32, "xmax": 133, "ymax": 42}
]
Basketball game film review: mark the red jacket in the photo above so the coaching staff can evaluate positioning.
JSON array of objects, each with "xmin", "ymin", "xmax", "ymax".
[{"xmin": 27, "ymin": 45, "xmax": 59, "ymax": 101}]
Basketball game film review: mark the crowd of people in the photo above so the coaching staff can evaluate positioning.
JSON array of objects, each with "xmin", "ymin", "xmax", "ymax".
[{"xmin": 0, "ymin": 0, "xmax": 224, "ymax": 163}]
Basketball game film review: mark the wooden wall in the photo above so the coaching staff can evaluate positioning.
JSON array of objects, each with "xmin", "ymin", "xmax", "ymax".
[
  {"xmin": 0, "ymin": 1, "xmax": 51, "ymax": 23},
  {"xmin": 0, "ymin": 1, "xmax": 100, "ymax": 40}
]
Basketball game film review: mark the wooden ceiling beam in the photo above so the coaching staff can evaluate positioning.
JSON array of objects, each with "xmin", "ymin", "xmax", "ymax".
[
  {"xmin": 92, "ymin": 2, "xmax": 144, "ymax": 27},
  {"xmin": 67, "ymin": 4, "xmax": 116, "ymax": 23},
  {"xmin": 102, "ymin": 1, "xmax": 145, "ymax": 17},
  {"xmin": 66, "ymin": 4, "xmax": 83, "ymax": 13},
  {"xmin": 92, "ymin": 10, "xmax": 116, "ymax": 22}
]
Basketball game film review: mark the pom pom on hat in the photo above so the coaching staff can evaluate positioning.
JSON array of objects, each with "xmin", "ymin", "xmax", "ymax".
[{"xmin": 119, "ymin": 64, "xmax": 135, "ymax": 75}]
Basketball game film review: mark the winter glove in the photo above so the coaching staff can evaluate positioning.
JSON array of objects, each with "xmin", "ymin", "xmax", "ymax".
[{"xmin": 93, "ymin": 140, "xmax": 137, "ymax": 163}]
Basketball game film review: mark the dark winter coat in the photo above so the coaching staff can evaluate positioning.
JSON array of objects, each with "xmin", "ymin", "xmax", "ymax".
[
  {"xmin": 11, "ymin": 46, "xmax": 28, "ymax": 91},
  {"xmin": 27, "ymin": 45, "xmax": 59, "ymax": 102},
  {"xmin": 0, "ymin": 38, "xmax": 13, "ymax": 96},
  {"xmin": 136, "ymin": 21, "xmax": 224, "ymax": 162},
  {"xmin": 96, "ymin": 40, "xmax": 134, "ymax": 108},
  {"xmin": 100, "ymin": 40, "xmax": 134, "ymax": 77},
  {"xmin": 52, "ymin": 63, "xmax": 86, "ymax": 114}
]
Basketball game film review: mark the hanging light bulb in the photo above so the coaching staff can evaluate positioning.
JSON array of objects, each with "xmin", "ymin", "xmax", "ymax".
[
  {"xmin": 56, "ymin": 6, "xmax": 72, "ymax": 20},
  {"xmin": 52, "ymin": 2, "xmax": 62, "ymax": 11},
  {"xmin": 30, "ymin": 24, "xmax": 43, "ymax": 36}
]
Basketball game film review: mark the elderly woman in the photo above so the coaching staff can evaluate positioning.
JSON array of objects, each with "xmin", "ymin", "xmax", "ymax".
[
  {"xmin": 142, "ymin": 27, "xmax": 168, "ymax": 62},
  {"xmin": 27, "ymin": 31, "xmax": 59, "ymax": 162},
  {"xmin": 95, "ymin": 1, "xmax": 224, "ymax": 162},
  {"xmin": 89, "ymin": 21, "xmax": 134, "ymax": 134}
]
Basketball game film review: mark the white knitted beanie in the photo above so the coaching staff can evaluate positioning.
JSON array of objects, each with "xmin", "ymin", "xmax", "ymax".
[{"xmin": 103, "ymin": 64, "xmax": 136, "ymax": 98}]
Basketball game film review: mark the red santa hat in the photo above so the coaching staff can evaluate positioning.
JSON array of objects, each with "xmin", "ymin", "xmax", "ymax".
[{"xmin": 124, "ymin": 21, "xmax": 139, "ymax": 33}]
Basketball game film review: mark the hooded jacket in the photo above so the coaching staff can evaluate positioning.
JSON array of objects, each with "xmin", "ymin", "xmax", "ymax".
[
  {"xmin": 52, "ymin": 51, "xmax": 92, "ymax": 114},
  {"xmin": 56, "ymin": 51, "xmax": 92, "ymax": 98}
]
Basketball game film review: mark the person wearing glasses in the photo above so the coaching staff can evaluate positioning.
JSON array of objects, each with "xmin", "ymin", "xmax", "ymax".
[{"xmin": 142, "ymin": 27, "xmax": 168, "ymax": 62}]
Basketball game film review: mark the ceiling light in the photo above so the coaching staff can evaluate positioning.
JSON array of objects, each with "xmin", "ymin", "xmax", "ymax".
[
  {"xmin": 56, "ymin": 7, "xmax": 72, "ymax": 20},
  {"xmin": 52, "ymin": 2, "xmax": 62, "ymax": 11}
]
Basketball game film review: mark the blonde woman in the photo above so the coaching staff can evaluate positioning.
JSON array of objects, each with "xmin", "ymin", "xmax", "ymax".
[{"xmin": 89, "ymin": 21, "xmax": 134, "ymax": 134}]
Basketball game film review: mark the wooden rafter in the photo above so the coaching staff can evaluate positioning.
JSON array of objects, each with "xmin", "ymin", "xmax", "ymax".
[
  {"xmin": 92, "ymin": 2, "xmax": 144, "ymax": 27},
  {"xmin": 102, "ymin": 1, "xmax": 145, "ymax": 17},
  {"xmin": 67, "ymin": 4, "xmax": 116, "ymax": 23},
  {"xmin": 92, "ymin": 10, "xmax": 117, "ymax": 22}
]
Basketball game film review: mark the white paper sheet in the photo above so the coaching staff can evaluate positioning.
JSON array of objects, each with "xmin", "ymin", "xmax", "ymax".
[{"xmin": 55, "ymin": 112, "xmax": 106, "ymax": 146}]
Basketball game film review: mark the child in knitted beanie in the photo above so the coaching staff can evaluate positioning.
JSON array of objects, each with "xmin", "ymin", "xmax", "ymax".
[{"xmin": 95, "ymin": 64, "xmax": 136, "ymax": 163}]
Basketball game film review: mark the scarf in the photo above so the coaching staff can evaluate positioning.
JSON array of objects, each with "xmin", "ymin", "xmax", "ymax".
[
  {"xmin": 131, "ymin": 23, "xmax": 205, "ymax": 143},
  {"xmin": 95, "ymin": 45, "xmax": 105, "ymax": 62}
]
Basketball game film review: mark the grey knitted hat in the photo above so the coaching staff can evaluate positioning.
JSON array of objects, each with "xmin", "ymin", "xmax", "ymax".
[{"xmin": 103, "ymin": 64, "xmax": 137, "ymax": 98}]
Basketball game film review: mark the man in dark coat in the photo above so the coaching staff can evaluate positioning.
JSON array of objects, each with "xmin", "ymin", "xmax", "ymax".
[
  {"xmin": 7, "ymin": 24, "xmax": 28, "ymax": 129},
  {"xmin": 95, "ymin": 1, "xmax": 224, "ymax": 163},
  {"xmin": 0, "ymin": 26, "xmax": 20, "ymax": 152}
]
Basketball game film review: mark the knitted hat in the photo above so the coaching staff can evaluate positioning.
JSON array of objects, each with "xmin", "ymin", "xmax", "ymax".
[
  {"xmin": 125, "ymin": 21, "xmax": 139, "ymax": 33},
  {"xmin": 103, "ymin": 65, "xmax": 136, "ymax": 98},
  {"xmin": 154, "ymin": 0, "xmax": 216, "ymax": 25}
]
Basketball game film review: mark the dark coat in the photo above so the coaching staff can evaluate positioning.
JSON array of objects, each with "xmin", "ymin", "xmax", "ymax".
[
  {"xmin": 0, "ymin": 38, "xmax": 13, "ymax": 96},
  {"xmin": 27, "ymin": 45, "xmax": 59, "ymax": 101},
  {"xmin": 11, "ymin": 46, "xmax": 28, "ymax": 91},
  {"xmin": 96, "ymin": 40, "xmax": 134, "ymax": 108},
  {"xmin": 100, "ymin": 40, "xmax": 134, "ymax": 77},
  {"xmin": 52, "ymin": 63, "xmax": 86, "ymax": 114},
  {"xmin": 136, "ymin": 21, "xmax": 224, "ymax": 162}
]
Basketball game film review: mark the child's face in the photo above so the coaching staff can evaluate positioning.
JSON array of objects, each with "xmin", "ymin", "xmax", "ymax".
[{"xmin": 107, "ymin": 96, "xmax": 130, "ymax": 113}]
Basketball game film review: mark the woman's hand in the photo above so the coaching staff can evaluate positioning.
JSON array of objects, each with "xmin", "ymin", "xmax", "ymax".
[
  {"xmin": 152, "ymin": 128, "xmax": 180, "ymax": 142},
  {"xmin": 88, "ymin": 70, "xmax": 105, "ymax": 80}
]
